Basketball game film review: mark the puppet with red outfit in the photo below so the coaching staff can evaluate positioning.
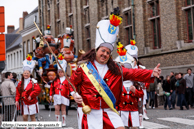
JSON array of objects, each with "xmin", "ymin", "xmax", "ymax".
[
  {"xmin": 15, "ymin": 53, "xmax": 41, "ymax": 122},
  {"xmin": 68, "ymin": 7, "xmax": 160, "ymax": 129},
  {"xmin": 49, "ymin": 53, "xmax": 69, "ymax": 127}
]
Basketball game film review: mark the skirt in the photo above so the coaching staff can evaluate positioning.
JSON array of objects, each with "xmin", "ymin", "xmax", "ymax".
[
  {"xmin": 77, "ymin": 107, "xmax": 124, "ymax": 129},
  {"xmin": 23, "ymin": 102, "xmax": 39, "ymax": 115},
  {"xmin": 53, "ymin": 94, "xmax": 70, "ymax": 106}
]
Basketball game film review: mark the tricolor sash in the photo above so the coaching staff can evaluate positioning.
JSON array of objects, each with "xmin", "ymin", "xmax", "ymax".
[{"xmin": 80, "ymin": 62, "xmax": 118, "ymax": 115}]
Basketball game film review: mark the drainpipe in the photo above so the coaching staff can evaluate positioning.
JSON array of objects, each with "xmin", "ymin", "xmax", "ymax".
[
  {"xmin": 41, "ymin": 0, "xmax": 44, "ymax": 35},
  {"xmin": 132, "ymin": 0, "xmax": 136, "ymax": 40}
]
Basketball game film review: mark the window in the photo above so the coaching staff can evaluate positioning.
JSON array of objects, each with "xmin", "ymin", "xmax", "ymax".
[
  {"xmin": 105, "ymin": 0, "xmax": 108, "ymax": 16},
  {"xmin": 69, "ymin": 0, "xmax": 72, "ymax": 13},
  {"xmin": 185, "ymin": 0, "xmax": 194, "ymax": 6},
  {"xmin": 85, "ymin": 0, "xmax": 89, "ymax": 5},
  {"xmin": 128, "ymin": 0, "xmax": 131, "ymax": 6},
  {"xmin": 84, "ymin": 7, "xmax": 90, "ymax": 24},
  {"xmin": 48, "ymin": 9, "xmax": 50, "ymax": 24},
  {"xmin": 149, "ymin": 0, "xmax": 161, "ymax": 49},
  {"xmin": 69, "ymin": 15, "xmax": 73, "ymax": 26},
  {"xmin": 20, "ymin": 50, "xmax": 22, "ymax": 66},
  {"xmin": 124, "ymin": 10, "xmax": 133, "ymax": 44},
  {"xmin": 27, "ymin": 40, "xmax": 30, "ymax": 53},
  {"xmin": 184, "ymin": 0, "xmax": 194, "ymax": 42},
  {"xmin": 57, "ymin": 21, "xmax": 61, "ymax": 36},
  {"xmin": 57, "ymin": 0, "xmax": 60, "ymax": 19},
  {"xmin": 8, "ymin": 55, "xmax": 10, "ymax": 69},
  {"xmin": 85, "ymin": 27, "xmax": 91, "ymax": 51},
  {"xmin": 23, "ymin": 42, "xmax": 26, "ymax": 59},
  {"xmin": 17, "ymin": 51, "xmax": 19, "ymax": 67}
]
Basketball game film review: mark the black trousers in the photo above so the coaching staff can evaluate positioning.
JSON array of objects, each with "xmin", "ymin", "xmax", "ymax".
[{"xmin": 186, "ymin": 88, "xmax": 193, "ymax": 106}]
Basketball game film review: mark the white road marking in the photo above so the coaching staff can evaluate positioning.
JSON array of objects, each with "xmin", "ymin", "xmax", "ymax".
[
  {"xmin": 158, "ymin": 117, "xmax": 194, "ymax": 125},
  {"xmin": 143, "ymin": 121, "xmax": 170, "ymax": 129}
]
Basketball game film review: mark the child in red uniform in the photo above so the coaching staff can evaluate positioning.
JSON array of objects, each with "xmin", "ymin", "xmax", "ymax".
[{"xmin": 50, "ymin": 58, "xmax": 69, "ymax": 127}]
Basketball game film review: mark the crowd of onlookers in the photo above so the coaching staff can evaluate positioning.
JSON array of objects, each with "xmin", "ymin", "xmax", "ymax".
[{"xmin": 146, "ymin": 68, "xmax": 194, "ymax": 110}]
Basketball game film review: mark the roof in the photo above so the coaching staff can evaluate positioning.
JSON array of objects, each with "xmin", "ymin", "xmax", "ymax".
[
  {"xmin": 5, "ymin": 34, "xmax": 20, "ymax": 49},
  {"xmin": 24, "ymin": 6, "xmax": 39, "ymax": 29},
  {"xmin": 11, "ymin": 28, "xmax": 19, "ymax": 34},
  {"xmin": 6, "ymin": 35, "xmax": 22, "ymax": 51}
]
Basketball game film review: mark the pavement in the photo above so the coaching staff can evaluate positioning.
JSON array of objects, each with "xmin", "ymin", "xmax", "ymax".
[{"xmin": 1, "ymin": 104, "xmax": 194, "ymax": 129}]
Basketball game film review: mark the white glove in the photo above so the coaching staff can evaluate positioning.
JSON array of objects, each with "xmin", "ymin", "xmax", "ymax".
[
  {"xmin": 39, "ymin": 68, "xmax": 43, "ymax": 75},
  {"xmin": 32, "ymin": 78, "xmax": 37, "ymax": 83}
]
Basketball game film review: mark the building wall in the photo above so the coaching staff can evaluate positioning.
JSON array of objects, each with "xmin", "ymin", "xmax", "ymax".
[
  {"xmin": 38, "ymin": 0, "xmax": 194, "ymax": 76},
  {"xmin": 22, "ymin": 28, "xmax": 40, "ymax": 59},
  {"xmin": 6, "ymin": 47, "xmax": 23, "ymax": 74}
]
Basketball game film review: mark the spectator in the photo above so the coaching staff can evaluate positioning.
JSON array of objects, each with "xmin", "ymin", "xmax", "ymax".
[
  {"xmin": 184, "ymin": 68, "xmax": 194, "ymax": 108},
  {"xmin": 163, "ymin": 75, "xmax": 172, "ymax": 110},
  {"xmin": 145, "ymin": 83, "xmax": 150, "ymax": 108},
  {"xmin": 0, "ymin": 72, "xmax": 16, "ymax": 121},
  {"xmin": 149, "ymin": 77, "xmax": 157, "ymax": 109},
  {"xmin": 170, "ymin": 71, "xmax": 174, "ymax": 80},
  {"xmin": 176, "ymin": 73, "xmax": 189, "ymax": 110},
  {"xmin": 157, "ymin": 76, "xmax": 164, "ymax": 106},
  {"xmin": 170, "ymin": 73, "xmax": 179, "ymax": 109},
  {"xmin": 12, "ymin": 72, "xmax": 18, "ymax": 87}
]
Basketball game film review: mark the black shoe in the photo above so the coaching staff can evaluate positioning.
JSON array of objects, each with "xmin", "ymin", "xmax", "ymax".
[
  {"xmin": 180, "ymin": 107, "xmax": 183, "ymax": 110},
  {"xmin": 164, "ymin": 107, "xmax": 167, "ymax": 110},
  {"xmin": 186, "ymin": 106, "xmax": 189, "ymax": 110},
  {"xmin": 169, "ymin": 107, "xmax": 173, "ymax": 110}
]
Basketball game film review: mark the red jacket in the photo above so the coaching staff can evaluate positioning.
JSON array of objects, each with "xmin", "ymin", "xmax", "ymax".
[
  {"xmin": 50, "ymin": 78, "xmax": 69, "ymax": 98},
  {"xmin": 69, "ymin": 61, "xmax": 154, "ymax": 110},
  {"xmin": 15, "ymin": 80, "xmax": 41, "ymax": 105},
  {"xmin": 118, "ymin": 86, "xmax": 144, "ymax": 111}
]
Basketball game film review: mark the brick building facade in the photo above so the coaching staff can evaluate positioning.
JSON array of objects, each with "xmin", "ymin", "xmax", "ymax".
[{"xmin": 38, "ymin": 0, "xmax": 194, "ymax": 76}]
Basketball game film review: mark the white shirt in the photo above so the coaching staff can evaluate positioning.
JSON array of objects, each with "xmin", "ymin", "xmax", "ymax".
[
  {"xmin": 60, "ymin": 76, "xmax": 66, "ymax": 83},
  {"xmin": 24, "ymin": 78, "xmax": 31, "ymax": 89},
  {"xmin": 94, "ymin": 60, "xmax": 109, "ymax": 79}
]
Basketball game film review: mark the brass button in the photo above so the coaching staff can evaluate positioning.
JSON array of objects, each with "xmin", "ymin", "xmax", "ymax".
[
  {"xmin": 94, "ymin": 95, "xmax": 97, "ymax": 97},
  {"xmin": 122, "ymin": 94, "xmax": 124, "ymax": 96},
  {"xmin": 123, "ymin": 102, "xmax": 125, "ymax": 105},
  {"xmin": 131, "ymin": 102, "xmax": 133, "ymax": 105},
  {"xmin": 106, "ymin": 79, "xmax": 108, "ymax": 81}
]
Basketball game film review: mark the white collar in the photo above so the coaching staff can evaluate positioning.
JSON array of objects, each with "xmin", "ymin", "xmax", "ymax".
[{"xmin": 94, "ymin": 60, "xmax": 107, "ymax": 67}]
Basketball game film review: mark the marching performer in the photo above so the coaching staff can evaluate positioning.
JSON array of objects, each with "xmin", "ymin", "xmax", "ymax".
[
  {"xmin": 69, "ymin": 7, "xmax": 161, "ymax": 129},
  {"xmin": 125, "ymin": 41, "xmax": 149, "ymax": 128},
  {"xmin": 49, "ymin": 53, "xmax": 70, "ymax": 127},
  {"xmin": 115, "ymin": 41, "xmax": 144, "ymax": 129},
  {"xmin": 15, "ymin": 53, "xmax": 41, "ymax": 123}
]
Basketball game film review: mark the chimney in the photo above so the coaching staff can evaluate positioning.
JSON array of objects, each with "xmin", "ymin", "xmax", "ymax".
[
  {"xmin": 23, "ymin": 11, "xmax": 28, "ymax": 19},
  {"xmin": 23, "ymin": 11, "xmax": 28, "ymax": 28},
  {"xmin": 7, "ymin": 25, "xmax": 15, "ymax": 34},
  {"xmin": 19, "ymin": 18, "xmax": 23, "ymax": 31}
]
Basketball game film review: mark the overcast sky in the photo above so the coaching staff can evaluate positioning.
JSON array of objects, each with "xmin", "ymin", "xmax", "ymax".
[{"xmin": 0, "ymin": 0, "xmax": 38, "ymax": 33}]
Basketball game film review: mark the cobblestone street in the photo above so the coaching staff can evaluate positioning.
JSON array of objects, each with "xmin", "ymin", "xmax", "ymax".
[{"xmin": 32, "ymin": 105, "xmax": 194, "ymax": 129}]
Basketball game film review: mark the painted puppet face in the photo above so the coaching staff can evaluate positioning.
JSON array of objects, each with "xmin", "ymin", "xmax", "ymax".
[
  {"xmin": 60, "ymin": 47, "xmax": 74, "ymax": 62},
  {"xmin": 35, "ymin": 47, "xmax": 45, "ymax": 58},
  {"xmin": 47, "ymin": 71, "xmax": 56, "ymax": 81}
]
